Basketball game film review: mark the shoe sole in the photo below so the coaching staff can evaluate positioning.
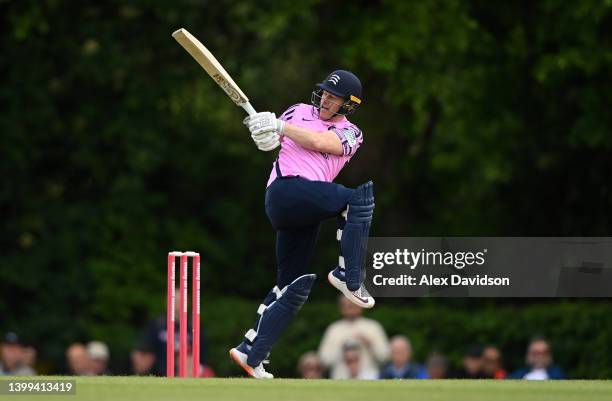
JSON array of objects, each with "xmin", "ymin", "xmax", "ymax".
[
  {"xmin": 229, "ymin": 348, "xmax": 257, "ymax": 378},
  {"xmin": 327, "ymin": 271, "xmax": 375, "ymax": 309}
]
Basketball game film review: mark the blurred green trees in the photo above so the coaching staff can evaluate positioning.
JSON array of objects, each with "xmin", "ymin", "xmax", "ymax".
[{"xmin": 1, "ymin": 0, "xmax": 611, "ymax": 376}]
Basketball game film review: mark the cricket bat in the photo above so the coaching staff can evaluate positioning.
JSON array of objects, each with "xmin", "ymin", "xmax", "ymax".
[{"xmin": 172, "ymin": 28, "xmax": 257, "ymax": 116}]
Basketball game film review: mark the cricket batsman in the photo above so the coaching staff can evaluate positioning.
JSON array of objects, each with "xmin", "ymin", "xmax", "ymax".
[{"xmin": 229, "ymin": 70, "xmax": 375, "ymax": 378}]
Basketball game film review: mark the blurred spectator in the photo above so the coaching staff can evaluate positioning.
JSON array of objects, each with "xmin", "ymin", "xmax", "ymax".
[
  {"xmin": 482, "ymin": 345, "xmax": 507, "ymax": 379},
  {"xmin": 318, "ymin": 296, "xmax": 389, "ymax": 379},
  {"xmin": 186, "ymin": 351, "xmax": 216, "ymax": 378},
  {"xmin": 66, "ymin": 343, "xmax": 91, "ymax": 375},
  {"xmin": 380, "ymin": 335, "xmax": 428, "ymax": 379},
  {"xmin": 426, "ymin": 352, "xmax": 448, "ymax": 379},
  {"xmin": 297, "ymin": 351, "xmax": 324, "ymax": 379},
  {"xmin": 131, "ymin": 345, "xmax": 155, "ymax": 376},
  {"xmin": 509, "ymin": 337, "xmax": 566, "ymax": 380},
  {"xmin": 137, "ymin": 316, "xmax": 166, "ymax": 375},
  {"xmin": 340, "ymin": 341, "xmax": 378, "ymax": 380},
  {"xmin": 87, "ymin": 341, "xmax": 112, "ymax": 375},
  {"xmin": 21, "ymin": 346, "xmax": 37, "ymax": 372},
  {"xmin": 138, "ymin": 288, "xmax": 211, "ymax": 376},
  {"xmin": 0, "ymin": 332, "xmax": 36, "ymax": 375},
  {"xmin": 455, "ymin": 345, "xmax": 486, "ymax": 378}
]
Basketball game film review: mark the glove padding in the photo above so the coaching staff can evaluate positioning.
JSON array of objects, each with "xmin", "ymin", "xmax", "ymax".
[
  {"xmin": 244, "ymin": 112, "xmax": 285, "ymax": 136},
  {"xmin": 252, "ymin": 130, "xmax": 280, "ymax": 152},
  {"xmin": 243, "ymin": 112, "xmax": 285, "ymax": 152}
]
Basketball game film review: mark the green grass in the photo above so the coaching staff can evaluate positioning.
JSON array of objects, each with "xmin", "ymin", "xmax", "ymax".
[{"xmin": 2, "ymin": 377, "xmax": 611, "ymax": 401}]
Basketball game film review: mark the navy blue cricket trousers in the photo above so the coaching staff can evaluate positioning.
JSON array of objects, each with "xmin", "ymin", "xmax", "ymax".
[{"xmin": 265, "ymin": 176, "xmax": 354, "ymax": 288}]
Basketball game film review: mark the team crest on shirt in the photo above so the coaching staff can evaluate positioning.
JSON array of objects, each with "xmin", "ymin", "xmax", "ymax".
[{"xmin": 343, "ymin": 127, "xmax": 358, "ymax": 147}]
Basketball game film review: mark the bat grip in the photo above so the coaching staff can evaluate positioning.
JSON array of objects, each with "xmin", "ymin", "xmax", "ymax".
[{"xmin": 241, "ymin": 102, "xmax": 257, "ymax": 116}]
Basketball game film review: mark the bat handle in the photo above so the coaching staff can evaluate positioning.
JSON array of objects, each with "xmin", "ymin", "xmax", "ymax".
[{"xmin": 241, "ymin": 102, "xmax": 257, "ymax": 116}]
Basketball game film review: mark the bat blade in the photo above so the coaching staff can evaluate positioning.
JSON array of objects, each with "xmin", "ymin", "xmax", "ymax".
[{"xmin": 172, "ymin": 28, "xmax": 255, "ymax": 115}]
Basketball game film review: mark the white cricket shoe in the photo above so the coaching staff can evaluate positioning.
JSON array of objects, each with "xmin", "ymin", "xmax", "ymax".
[
  {"xmin": 328, "ymin": 267, "xmax": 375, "ymax": 309},
  {"xmin": 229, "ymin": 347, "xmax": 274, "ymax": 379}
]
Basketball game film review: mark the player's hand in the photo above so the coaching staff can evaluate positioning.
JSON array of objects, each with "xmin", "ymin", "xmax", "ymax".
[
  {"xmin": 243, "ymin": 112, "xmax": 285, "ymax": 136},
  {"xmin": 251, "ymin": 129, "xmax": 280, "ymax": 152}
]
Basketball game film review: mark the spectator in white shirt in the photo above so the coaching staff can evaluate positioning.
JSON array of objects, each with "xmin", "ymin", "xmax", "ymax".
[{"xmin": 318, "ymin": 296, "xmax": 389, "ymax": 379}]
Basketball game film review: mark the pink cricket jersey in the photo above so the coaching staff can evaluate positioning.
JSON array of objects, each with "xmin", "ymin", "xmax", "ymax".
[{"xmin": 266, "ymin": 103, "xmax": 364, "ymax": 187}]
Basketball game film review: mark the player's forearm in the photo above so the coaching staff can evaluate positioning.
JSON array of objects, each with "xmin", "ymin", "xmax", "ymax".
[{"xmin": 281, "ymin": 123, "xmax": 343, "ymax": 156}]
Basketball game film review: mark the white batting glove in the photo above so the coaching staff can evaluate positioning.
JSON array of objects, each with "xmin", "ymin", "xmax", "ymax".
[
  {"xmin": 243, "ymin": 112, "xmax": 285, "ymax": 136},
  {"xmin": 243, "ymin": 112, "xmax": 284, "ymax": 151},
  {"xmin": 251, "ymin": 130, "xmax": 280, "ymax": 151}
]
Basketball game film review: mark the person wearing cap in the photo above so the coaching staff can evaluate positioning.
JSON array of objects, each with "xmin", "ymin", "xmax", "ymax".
[
  {"xmin": 0, "ymin": 332, "xmax": 36, "ymax": 375},
  {"xmin": 86, "ymin": 341, "xmax": 112, "ymax": 376},
  {"xmin": 455, "ymin": 344, "xmax": 487, "ymax": 379},
  {"xmin": 131, "ymin": 344, "xmax": 156, "ymax": 376},
  {"xmin": 137, "ymin": 300, "xmax": 212, "ymax": 377},
  {"xmin": 338, "ymin": 340, "xmax": 379, "ymax": 380},
  {"xmin": 230, "ymin": 70, "xmax": 374, "ymax": 379}
]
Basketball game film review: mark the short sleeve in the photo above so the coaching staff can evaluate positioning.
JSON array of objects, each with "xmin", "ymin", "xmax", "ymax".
[
  {"xmin": 332, "ymin": 125, "xmax": 363, "ymax": 157},
  {"xmin": 279, "ymin": 103, "xmax": 300, "ymax": 122}
]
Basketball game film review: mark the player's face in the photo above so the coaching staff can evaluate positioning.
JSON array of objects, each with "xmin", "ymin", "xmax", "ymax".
[{"xmin": 319, "ymin": 90, "xmax": 344, "ymax": 120}]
